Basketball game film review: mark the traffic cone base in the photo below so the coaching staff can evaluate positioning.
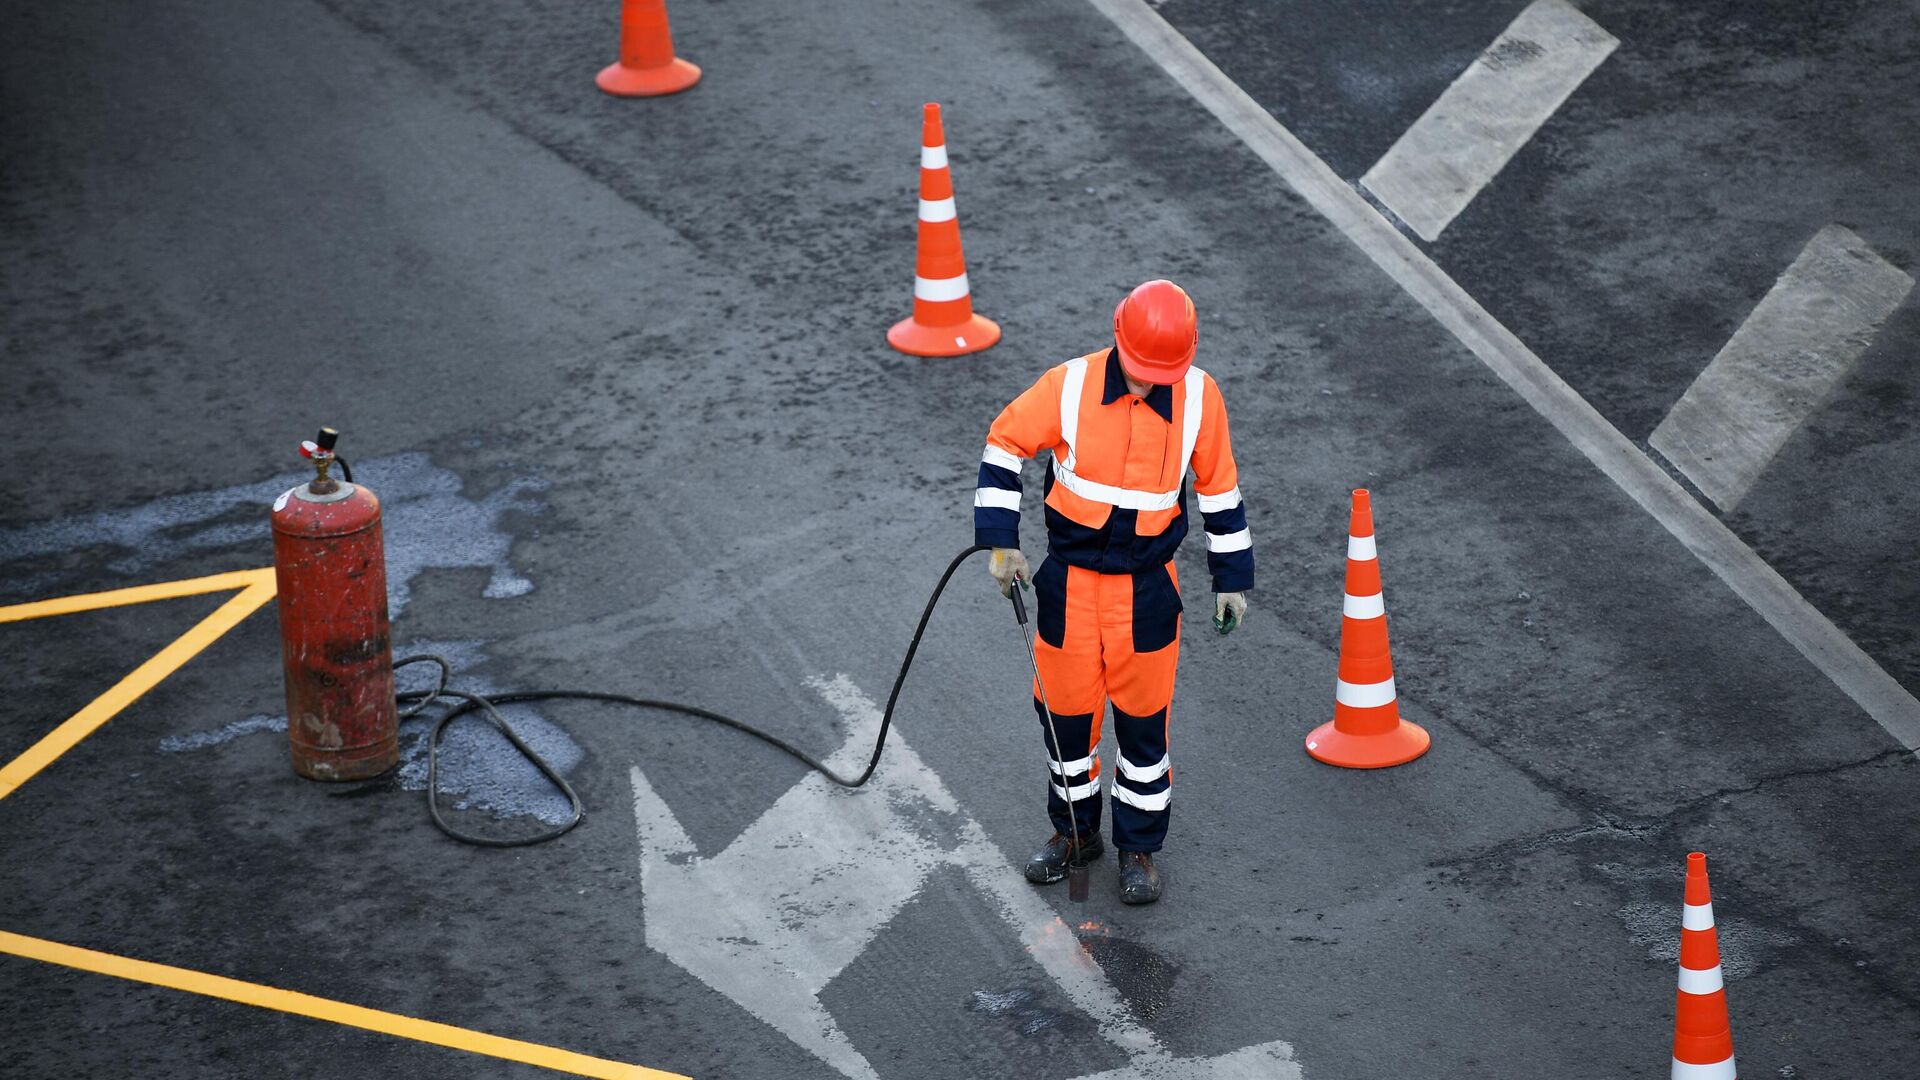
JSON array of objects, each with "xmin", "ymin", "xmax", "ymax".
[
  {"xmin": 596, "ymin": 56, "xmax": 700, "ymax": 97},
  {"xmin": 1304, "ymin": 716, "xmax": 1430, "ymax": 769},
  {"xmin": 887, "ymin": 311, "xmax": 1002, "ymax": 358}
]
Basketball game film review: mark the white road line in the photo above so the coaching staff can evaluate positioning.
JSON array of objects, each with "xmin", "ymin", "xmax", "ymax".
[
  {"xmin": 1360, "ymin": 0, "xmax": 1617, "ymax": 241},
  {"xmin": 1651, "ymin": 225, "xmax": 1914, "ymax": 510},
  {"xmin": 1087, "ymin": 0, "xmax": 1920, "ymax": 750},
  {"xmin": 629, "ymin": 674, "xmax": 1304, "ymax": 1078}
]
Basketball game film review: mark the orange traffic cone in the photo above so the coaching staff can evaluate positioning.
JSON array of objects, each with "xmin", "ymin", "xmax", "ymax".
[
  {"xmin": 1305, "ymin": 489, "xmax": 1431, "ymax": 768},
  {"xmin": 596, "ymin": 0, "xmax": 700, "ymax": 98},
  {"xmin": 887, "ymin": 103, "xmax": 1000, "ymax": 358},
  {"xmin": 1672, "ymin": 852, "xmax": 1738, "ymax": 1079}
]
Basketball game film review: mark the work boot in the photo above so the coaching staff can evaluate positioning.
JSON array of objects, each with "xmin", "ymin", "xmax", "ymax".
[
  {"xmin": 1117, "ymin": 851, "xmax": 1162, "ymax": 904},
  {"xmin": 1024, "ymin": 832, "xmax": 1104, "ymax": 884}
]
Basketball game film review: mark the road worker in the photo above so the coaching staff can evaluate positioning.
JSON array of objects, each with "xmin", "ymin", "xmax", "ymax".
[{"xmin": 974, "ymin": 279, "xmax": 1253, "ymax": 904}]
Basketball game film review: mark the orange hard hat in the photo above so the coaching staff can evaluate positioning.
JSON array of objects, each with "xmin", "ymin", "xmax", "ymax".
[{"xmin": 1113, "ymin": 279, "xmax": 1198, "ymax": 385}]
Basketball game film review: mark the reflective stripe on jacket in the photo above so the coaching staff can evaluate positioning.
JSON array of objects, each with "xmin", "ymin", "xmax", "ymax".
[{"xmin": 974, "ymin": 348, "xmax": 1254, "ymax": 592}]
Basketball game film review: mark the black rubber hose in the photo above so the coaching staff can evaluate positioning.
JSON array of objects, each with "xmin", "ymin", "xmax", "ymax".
[{"xmin": 396, "ymin": 544, "xmax": 992, "ymax": 847}]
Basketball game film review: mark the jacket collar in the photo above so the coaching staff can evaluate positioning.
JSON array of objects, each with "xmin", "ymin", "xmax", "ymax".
[{"xmin": 1101, "ymin": 346, "xmax": 1174, "ymax": 423}]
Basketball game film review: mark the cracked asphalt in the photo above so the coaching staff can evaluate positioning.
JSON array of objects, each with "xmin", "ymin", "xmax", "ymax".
[{"xmin": 3, "ymin": 0, "xmax": 1916, "ymax": 1077}]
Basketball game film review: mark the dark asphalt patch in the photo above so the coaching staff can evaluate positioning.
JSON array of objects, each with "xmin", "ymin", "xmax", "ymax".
[{"xmin": 1075, "ymin": 929, "xmax": 1183, "ymax": 1024}]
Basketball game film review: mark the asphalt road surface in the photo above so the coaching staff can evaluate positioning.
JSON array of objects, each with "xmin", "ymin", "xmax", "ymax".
[{"xmin": 3, "ymin": 1, "xmax": 1916, "ymax": 1078}]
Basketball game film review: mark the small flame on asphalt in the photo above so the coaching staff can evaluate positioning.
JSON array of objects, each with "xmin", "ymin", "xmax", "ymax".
[{"xmin": 1024, "ymin": 917, "xmax": 1112, "ymax": 959}]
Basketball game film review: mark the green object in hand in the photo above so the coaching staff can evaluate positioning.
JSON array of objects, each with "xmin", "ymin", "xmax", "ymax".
[{"xmin": 1212, "ymin": 591, "xmax": 1246, "ymax": 635}]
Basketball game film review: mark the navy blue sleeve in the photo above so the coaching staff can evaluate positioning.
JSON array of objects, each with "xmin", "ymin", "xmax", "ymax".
[
  {"xmin": 973, "ymin": 451, "xmax": 1023, "ymax": 549},
  {"xmin": 1197, "ymin": 488, "xmax": 1254, "ymax": 593}
]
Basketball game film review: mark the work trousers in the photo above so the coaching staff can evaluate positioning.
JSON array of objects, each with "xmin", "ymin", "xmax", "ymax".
[{"xmin": 1031, "ymin": 556, "xmax": 1179, "ymax": 853}]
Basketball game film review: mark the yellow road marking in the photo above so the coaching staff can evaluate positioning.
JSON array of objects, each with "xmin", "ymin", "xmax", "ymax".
[
  {"xmin": 0, "ymin": 567, "xmax": 278, "ymax": 624},
  {"xmin": 1, "ymin": 569, "xmax": 690, "ymax": 1078},
  {"xmin": 0, "ymin": 930, "xmax": 685, "ymax": 1079},
  {"xmin": 0, "ymin": 569, "xmax": 279, "ymax": 800}
]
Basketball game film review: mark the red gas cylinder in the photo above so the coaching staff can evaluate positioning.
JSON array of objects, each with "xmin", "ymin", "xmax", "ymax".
[{"xmin": 270, "ymin": 427, "xmax": 399, "ymax": 780}]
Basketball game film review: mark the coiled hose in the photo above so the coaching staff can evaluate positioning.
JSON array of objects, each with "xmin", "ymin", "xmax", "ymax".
[{"xmin": 392, "ymin": 544, "xmax": 991, "ymax": 846}]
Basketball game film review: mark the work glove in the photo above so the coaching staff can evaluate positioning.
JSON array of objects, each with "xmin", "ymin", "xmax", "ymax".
[
  {"xmin": 989, "ymin": 548, "xmax": 1031, "ymax": 597},
  {"xmin": 1213, "ymin": 592, "xmax": 1248, "ymax": 635}
]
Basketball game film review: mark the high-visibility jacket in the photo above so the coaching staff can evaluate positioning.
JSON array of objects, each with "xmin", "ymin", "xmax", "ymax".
[{"xmin": 974, "ymin": 347, "xmax": 1254, "ymax": 593}]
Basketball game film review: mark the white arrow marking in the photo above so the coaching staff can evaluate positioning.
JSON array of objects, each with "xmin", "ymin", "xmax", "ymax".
[{"xmin": 630, "ymin": 674, "xmax": 1301, "ymax": 1078}]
